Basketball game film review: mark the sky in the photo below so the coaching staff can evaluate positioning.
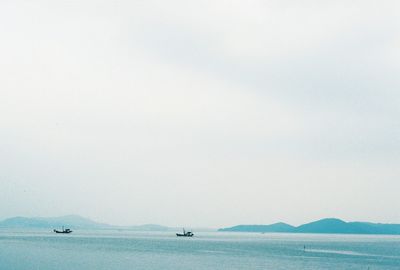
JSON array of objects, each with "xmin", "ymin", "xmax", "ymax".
[{"xmin": 1, "ymin": 0, "xmax": 400, "ymax": 228}]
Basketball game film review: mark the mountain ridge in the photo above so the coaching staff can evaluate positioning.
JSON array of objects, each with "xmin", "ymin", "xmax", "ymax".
[
  {"xmin": 219, "ymin": 218, "xmax": 400, "ymax": 235},
  {"xmin": 0, "ymin": 215, "xmax": 169, "ymax": 231}
]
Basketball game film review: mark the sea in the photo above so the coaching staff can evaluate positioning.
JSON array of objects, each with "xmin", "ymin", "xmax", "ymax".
[{"xmin": 0, "ymin": 230, "xmax": 399, "ymax": 270}]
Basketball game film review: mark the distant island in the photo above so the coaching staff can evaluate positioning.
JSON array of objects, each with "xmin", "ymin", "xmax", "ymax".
[
  {"xmin": 219, "ymin": 218, "xmax": 400, "ymax": 235},
  {"xmin": 0, "ymin": 215, "xmax": 170, "ymax": 231},
  {"xmin": 3, "ymin": 216, "xmax": 400, "ymax": 235}
]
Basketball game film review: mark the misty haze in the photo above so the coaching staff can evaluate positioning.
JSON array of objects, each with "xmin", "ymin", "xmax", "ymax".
[{"xmin": 1, "ymin": 0, "xmax": 400, "ymax": 269}]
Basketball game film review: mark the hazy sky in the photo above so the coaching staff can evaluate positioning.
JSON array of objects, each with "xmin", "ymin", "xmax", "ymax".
[{"xmin": 1, "ymin": 0, "xmax": 400, "ymax": 227}]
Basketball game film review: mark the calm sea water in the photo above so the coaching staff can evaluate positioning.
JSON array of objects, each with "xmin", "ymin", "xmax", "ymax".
[{"xmin": 0, "ymin": 230, "xmax": 399, "ymax": 270}]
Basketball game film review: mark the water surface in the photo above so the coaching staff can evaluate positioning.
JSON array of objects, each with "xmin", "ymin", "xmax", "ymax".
[{"xmin": 0, "ymin": 230, "xmax": 399, "ymax": 269}]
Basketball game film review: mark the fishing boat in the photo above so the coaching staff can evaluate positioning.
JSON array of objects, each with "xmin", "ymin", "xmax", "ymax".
[
  {"xmin": 53, "ymin": 226, "xmax": 73, "ymax": 234},
  {"xmin": 176, "ymin": 228, "xmax": 193, "ymax": 237}
]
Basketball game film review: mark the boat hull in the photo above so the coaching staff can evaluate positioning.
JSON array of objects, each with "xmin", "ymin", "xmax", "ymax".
[
  {"xmin": 176, "ymin": 233, "xmax": 193, "ymax": 237},
  {"xmin": 53, "ymin": 229, "xmax": 72, "ymax": 234}
]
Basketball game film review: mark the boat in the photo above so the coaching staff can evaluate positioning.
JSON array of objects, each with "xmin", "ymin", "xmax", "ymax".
[
  {"xmin": 53, "ymin": 226, "xmax": 73, "ymax": 234},
  {"xmin": 176, "ymin": 228, "xmax": 193, "ymax": 237}
]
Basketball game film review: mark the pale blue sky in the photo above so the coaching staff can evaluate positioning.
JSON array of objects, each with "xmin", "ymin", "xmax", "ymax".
[{"xmin": 1, "ymin": 0, "xmax": 399, "ymax": 227}]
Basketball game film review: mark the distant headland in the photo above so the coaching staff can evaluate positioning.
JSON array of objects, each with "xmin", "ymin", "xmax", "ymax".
[
  {"xmin": 2, "ymin": 216, "xmax": 400, "ymax": 235},
  {"xmin": 0, "ymin": 215, "xmax": 170, "ymax": 231},
  {"xmin": 219, "ymin": 218, "xmax": 400, "ymax": 235}
]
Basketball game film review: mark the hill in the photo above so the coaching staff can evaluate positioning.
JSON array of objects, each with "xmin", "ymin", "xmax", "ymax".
[
  {"xmin": 0, "ymin": 215, "xmax": 169, "ymax": 231},
  {"xmin": 219, "ymin": 218, "xmax": 400, "ymax": 235},
  {"xmin": 296, "ymin": 218, "xmax": 353, "ymax": 233},
  {"xmin": 0, "ymin": 215, "xmax": 110, "ymax": 229}
]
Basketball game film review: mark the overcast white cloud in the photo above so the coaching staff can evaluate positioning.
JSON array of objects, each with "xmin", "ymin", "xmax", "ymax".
[{"xmin": 1, "ymin": 0, "xmax": 399, "ymax": 227}]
